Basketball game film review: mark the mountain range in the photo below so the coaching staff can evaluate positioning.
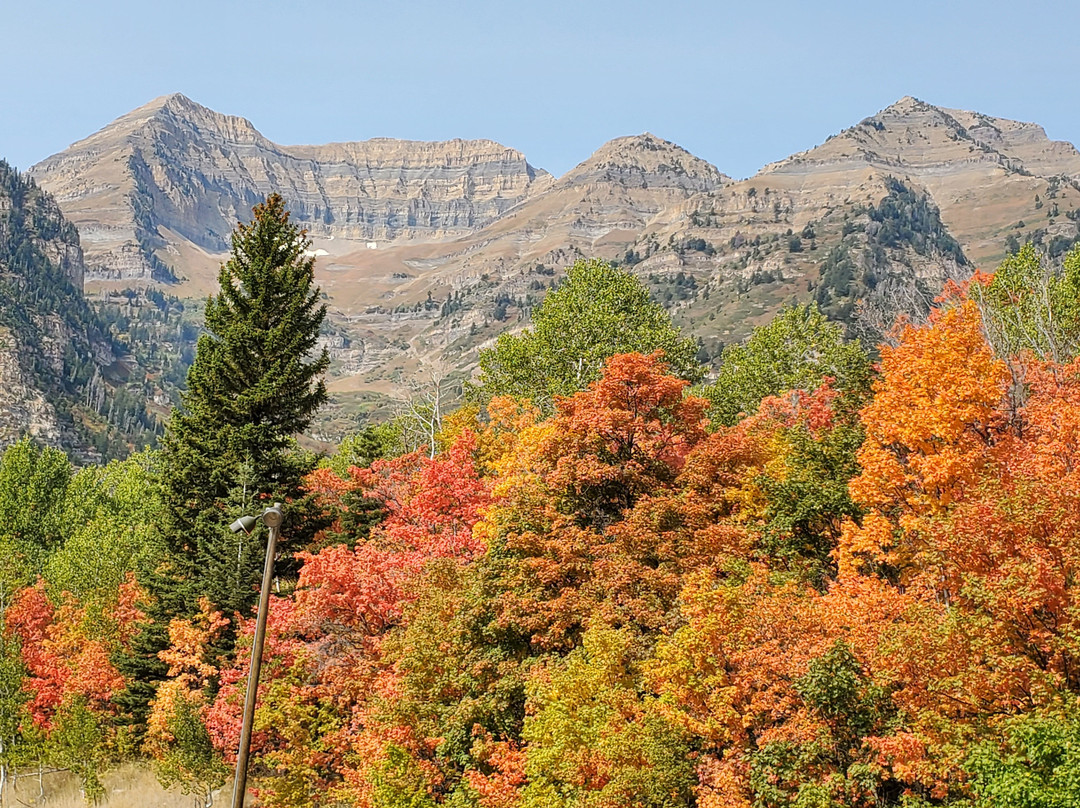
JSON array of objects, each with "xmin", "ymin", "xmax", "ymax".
[{"xmin": 10, "ymin": 93, "xmax": 1080, "ymax": 448}]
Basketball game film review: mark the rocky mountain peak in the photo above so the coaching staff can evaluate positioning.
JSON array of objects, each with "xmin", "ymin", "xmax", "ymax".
[
  {"xmin": 557, "ymin": 133, "xmax": 734, "ymax": 196},
  {"xmin": 29, "ymin": 94, "xmax": 555, "ymax": 284},
  {"xmin": 133, "ymin": 92, "xmax": 244, "ymax": 125},
  {"xmin": 136, "ymin": 91, "xmax": 194, "ymax": 115},
  {"xmin": 148, "ymin": 93, "xmax": 270, "ymax": 147},
  {"xmin": 879, "ymin": 95, "xmax": 933, "ymax": 115},
  {"xmin": 41, "ymin": 93, "xmax": 242, "ymax": 155},
  {"xmin": 750, "ymin": 96, "xmax": 1080, "ymax": 271},
  {"xmin": 560, "ymin": 132, "xmax": 729, "ymax": 191},
  {"xmin": 154, "ymin": 91, "xmax": 200, "ymax": 111},
  {"xmin": 824, "ymin": 97, "xmax": 1080, "ymax": 180}
]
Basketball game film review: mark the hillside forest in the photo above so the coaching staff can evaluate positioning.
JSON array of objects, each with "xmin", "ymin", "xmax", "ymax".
[{"xmin": 2, "ymin": 194, "xmax": 1080, "ymax": 808}]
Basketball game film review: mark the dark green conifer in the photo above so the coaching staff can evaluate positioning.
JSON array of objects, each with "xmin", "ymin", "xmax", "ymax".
[
  {"xmin": 162, "ymin": 193, "xmax": 329, "ymax": 611},
  {"xmin": 114, "ymin": 195, "xmax": 329, "ymax": 732}
]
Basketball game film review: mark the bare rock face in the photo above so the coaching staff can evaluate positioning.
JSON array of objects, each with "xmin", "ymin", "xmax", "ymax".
[
  {"xmin": 22, "ymin": 95, "xmax": 1080, "ymax": 445},
  {"xmin": 0, "ymin": 327, "xmax": 63, "ymax": 447},
  {"xmin": 29, "ymin": 94, "xmax": 551, "ymax": 282},
  {"xmin": 757, "ymin": 96, "xmax": 1080, "ymax": 266}
]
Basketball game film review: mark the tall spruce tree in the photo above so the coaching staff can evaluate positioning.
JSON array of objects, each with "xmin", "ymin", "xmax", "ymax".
[
  {"xmin": 163, "ymin": 193, "xmax": 329, "ymax": 612},
  {"xmin": 114, "ymin": 195, "xmax": 329, "ymax": 732}
]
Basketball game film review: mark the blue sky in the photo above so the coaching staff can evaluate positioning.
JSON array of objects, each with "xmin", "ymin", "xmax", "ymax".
[{"xmin": 2, "ymin": 0, "xmax": 1076, "ymax": 179}]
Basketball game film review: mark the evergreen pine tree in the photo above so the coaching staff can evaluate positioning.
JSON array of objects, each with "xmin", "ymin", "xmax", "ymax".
[
  {"xmin": 111, "ymin": 606, "xmax": 170, "ymax": 735},
  {"xmin": 163, "ymin": 192, "xmax": 329, "ymax": 610},
  {"xmin": 114, "ymin": 194, "xmax": 329, "ymax": 732}
]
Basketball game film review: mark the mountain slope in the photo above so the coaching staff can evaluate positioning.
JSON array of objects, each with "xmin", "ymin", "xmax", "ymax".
[
  {"xmin": 0, "ymin": 161, "xmax": 158, "ymax": 458},
  {"xmin": 600, "ymin": 96, "xmax": 1080, "ymax": 354},
  {"xmin": 26, "ymin": 95, "xmax": 1080, "ymax": 443},
  {"xmin": 756, "ymin": 96, "xmax": 1080, "ymax": 266}
]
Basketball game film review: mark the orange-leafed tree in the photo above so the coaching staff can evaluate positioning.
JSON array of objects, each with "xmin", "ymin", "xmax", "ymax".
[
  {"xmin": 650, "ymin": 560, "xmax": 964, "ymax": 807},
  {"xmin": 842, "ymin": 299, "xmax": 1009, "ymax": 580},
  {"xmin": 921, "ymin": 356, "xmax": 1080, "ymax": 700},
  {"xmin": 146, "ymin": 597, "xmax": 230, "ymax": 804},
  {"xmin": 480, "ymin": 352, "xmax": 710, "ymax": 651}
]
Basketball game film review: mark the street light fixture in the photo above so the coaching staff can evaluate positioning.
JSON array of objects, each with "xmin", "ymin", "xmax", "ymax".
[
  {"xmin": 228, "ymin": 503, "xmax": 284, "ymax": 808},
  {"xmin": 230, "ymin": 514, "xmax": 258, "ymax": 534}
]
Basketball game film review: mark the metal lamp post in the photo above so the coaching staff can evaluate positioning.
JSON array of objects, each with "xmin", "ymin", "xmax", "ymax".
[{"xmin": 228, "ymin": 503, "xmax": 284, "ymax": 808}]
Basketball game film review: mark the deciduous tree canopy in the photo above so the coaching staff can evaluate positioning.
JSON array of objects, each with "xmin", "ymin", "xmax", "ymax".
[
  {"xmin": 475, "ymin": 258, "xmax": 703, "ymax": 410},
  {"xmin": 6, "ymin": 244, "xmax": 1080, "ymax": 808}
]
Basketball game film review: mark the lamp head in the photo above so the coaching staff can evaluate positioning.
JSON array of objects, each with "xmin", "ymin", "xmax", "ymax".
[
  {"xmin": 230, "ymin": 514, "xmax": 258, "ymax": 534},
  {"xmin": 262, "ymin": 504, "xmax": 284, "ymax": 530}
]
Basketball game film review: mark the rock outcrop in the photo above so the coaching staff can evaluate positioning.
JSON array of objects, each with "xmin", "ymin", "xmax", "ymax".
[
  {"xmin": 29, "ymin": 94, "xmax": 551, "ymax": 283},
  {"xmin": 0, "ymin": 325, "xmax": 63, "ymax": 447}
]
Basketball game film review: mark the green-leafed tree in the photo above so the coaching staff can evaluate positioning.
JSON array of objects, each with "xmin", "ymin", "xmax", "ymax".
[
  {"xmin": 46, "ymin": 696, "xmax": 113, "ymax": 802},
  {"xmin": 703, "ymin": 304, "xmax": 873, "ymax": 427},
  {"xmin": 0, "ymin": 440, "xmax": 72, "ymax": 627},
  {"xmin": 757, "ymin": 406, "xmax": 866, "ymax": 588},
  {"xmin": 973, "ymin": 242, "xmax": 1080, "ymax": 364},
  {"xmin": 473, "ymin": 258, "xmax": 702, "ymax": 411},
  {"xmin": 328, "ymin": 421, "xmax": 401, "ymax": 476},
  {"xmin": 0, "ymin": 439, "xmax": 72, "ymax": 561},
  {"xmin": 46, "ymin": 452, "xmax": 164, "ymax": 607},
  {"xmin": 150, "ymin": 690, "xmax": 228, "ymax": 808},
  {"xmin": 746, "ymin": 640, "xmax": 898, "ymax": 808},
  {"xmin": 965, "ymin": 702, "xmax": 1080, "ymax": 808}
]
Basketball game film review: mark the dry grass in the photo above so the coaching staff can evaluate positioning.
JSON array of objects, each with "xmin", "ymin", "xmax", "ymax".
[{"xmin": 1, "ymin": 763, "xmax": 230, "ymax": 808}]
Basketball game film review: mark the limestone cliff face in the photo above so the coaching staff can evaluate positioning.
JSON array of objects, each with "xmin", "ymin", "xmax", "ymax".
[
  {"xmin": 447, "ymin": 133, "xmax": 730, "ymax": 255},
  {"xmin": 29, "ymin": 94, "xmax": 550, "ymax": 282},
  {"xmin": 543, "ymin": 133, "xmax": 731, "ymax": 236}
]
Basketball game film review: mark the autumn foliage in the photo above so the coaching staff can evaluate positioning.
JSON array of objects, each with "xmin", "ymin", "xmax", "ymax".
[
  {"xmin": 8, "ymin": 279, "xmax": 1080, "ymax": 807},
  {"xmin": 6, "ymin": 581, "xmax": 124, "ymax": 731}
]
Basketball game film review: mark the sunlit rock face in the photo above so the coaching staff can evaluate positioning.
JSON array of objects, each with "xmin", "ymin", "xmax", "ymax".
[{"xmin": 29, "ymin": 93, "xmax": 552, "ymax": 281}]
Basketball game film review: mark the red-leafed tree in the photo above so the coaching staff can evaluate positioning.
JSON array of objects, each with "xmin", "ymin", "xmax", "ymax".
[
  {"xmin": 201, "ymin": 431, "xmax": 492, "ymax": 807},
  {"xmin": 4, "ymin": 581, "xmax": 126, "ymax": 799},
  {"xmin": 5, "ymin": 582, "xmax": 123, "ymax": 731}
]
